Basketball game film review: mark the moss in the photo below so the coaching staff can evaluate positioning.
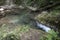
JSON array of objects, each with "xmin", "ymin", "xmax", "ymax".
[{"xmin": 35, "ymin": 10, "xmax": 60, "ymax": 26}]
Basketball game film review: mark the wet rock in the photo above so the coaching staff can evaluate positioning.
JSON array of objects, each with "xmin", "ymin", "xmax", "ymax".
[{"xmin": 35, "ymin": 10, "xmax": 60, "ymax": 32}]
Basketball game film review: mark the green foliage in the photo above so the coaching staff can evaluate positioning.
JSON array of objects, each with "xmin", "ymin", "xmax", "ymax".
[
  {"xmin": 46, "ymin": 30, "xmax": 58, "ymax": 40},
  {"xmin": 1, "ymin": 33, "xmax": 20, "ymax": 40},
  {"xmin": 40, "ymin": 30, "xmax": 60, "ymax": 40},
  {"xmin": 35, "ymin": 10, "xmax": 60, "ymax": 26},
  {"xmin": 0, "ymin": 23, "xmax": 30, "ymax": 40},
  {"xmin": 0, "ymin": 0, "xmax": 60, "ymax": 40}
]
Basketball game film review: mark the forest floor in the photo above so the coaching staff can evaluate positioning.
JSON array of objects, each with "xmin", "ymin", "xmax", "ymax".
[{"xmin": 0, "ymin": 14, "xmax": 47, "ymax": 40}]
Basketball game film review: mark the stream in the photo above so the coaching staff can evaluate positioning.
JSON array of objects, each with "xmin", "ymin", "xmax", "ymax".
[
  {"xmin": 0, "ymin": 0, "xmax": 60, "ymax": 40},
  {"xmin": 36, "ymin": 21, "xmax": 51, "ymax": 32},
  {"xmin": 0, "ymin": 0, "xmax": 54, "ymax": 33}
]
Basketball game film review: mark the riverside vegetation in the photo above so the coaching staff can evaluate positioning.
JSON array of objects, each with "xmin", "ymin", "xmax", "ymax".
[{"xmin": 0, "ymin": 0, "xmax": 60, "ymax": 40}]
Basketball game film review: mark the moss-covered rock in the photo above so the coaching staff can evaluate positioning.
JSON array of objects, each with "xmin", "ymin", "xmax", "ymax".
[{"xmin": 35, "ymin": 10, "xmax": 60, "ymax": 31}]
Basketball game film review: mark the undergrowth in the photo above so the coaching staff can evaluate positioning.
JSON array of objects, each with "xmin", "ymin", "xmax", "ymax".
[
  {"xmin": 40, "ymin": 30, "xmax": 60, "ymax": 40},
  {"xmin": 0, "ymin": 24, "xmax": 30, "ymax": 40}
]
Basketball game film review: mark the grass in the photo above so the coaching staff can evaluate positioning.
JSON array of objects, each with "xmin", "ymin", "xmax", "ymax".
[
  {"xmin": 0, "ymin": 9, "xmax": 60, "ymax": 40},
  {"xmin": 40, "ymin": 30, "xmax": 60, "ymax": 40},
  {"xmin": 0, "ymin": 24, "xmax": 31, "ymax": 40}
]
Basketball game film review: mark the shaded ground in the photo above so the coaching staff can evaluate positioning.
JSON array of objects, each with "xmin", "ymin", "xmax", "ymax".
[
  {"xmin": 20, "ymin": 28, "xmax": 46, "ymax": 40},
  {"xmin": 0, "ymin": 14, "xmax": 47, "ymax": 40}
]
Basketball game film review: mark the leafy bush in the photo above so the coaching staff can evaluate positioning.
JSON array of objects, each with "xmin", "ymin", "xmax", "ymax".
[
  {"xmin": 1, "ymin": 33, "xmax": 20, "ymax": 40},
  {"xmin": 40, "ymin": 30, "xmax": 60, "ymax": 40},
  {"xmin": 0, "ymin": 23, "xmax": 31, "ymax": 40}
]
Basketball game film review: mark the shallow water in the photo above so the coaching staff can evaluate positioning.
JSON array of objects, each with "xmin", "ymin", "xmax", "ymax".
[{"xmin": 36, "ymin": 21, "xmax": 51, "ymax": 32}]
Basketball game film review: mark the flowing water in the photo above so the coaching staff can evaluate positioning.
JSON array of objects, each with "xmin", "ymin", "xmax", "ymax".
[
  {"xmin": 0, "ymin": 0, "xmax": 60, "ymax": 40},
  {"xmin": 36, "ymin": 21, "xmax": 51, "ymax": 32},
  {"xmin": 0, "ymin": 0, "xmax": 53, "ymax": 33}
]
